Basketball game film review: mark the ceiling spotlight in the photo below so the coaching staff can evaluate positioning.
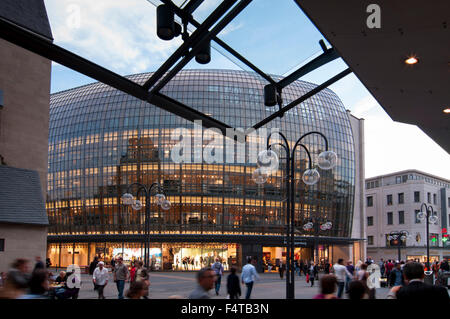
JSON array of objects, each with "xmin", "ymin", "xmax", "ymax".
[
  {"xmin": 195, "ymin": 40, "xmax": 211, "ymax": 64},
  {"xmin": 157, "ymin": 4, "xmax": 181, "ymax": 41},
  {"xmin": 443, "ymin": 108, "xmax": 450, "ymax": 114},
  {"xmin": 404, "ymin": 56, "xmax": 419, "ymax": 65}
]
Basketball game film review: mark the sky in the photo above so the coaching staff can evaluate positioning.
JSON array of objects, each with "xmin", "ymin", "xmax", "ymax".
[{"xmin": 44, "ymin": 0, "xmax": 450, "ymax": 180}]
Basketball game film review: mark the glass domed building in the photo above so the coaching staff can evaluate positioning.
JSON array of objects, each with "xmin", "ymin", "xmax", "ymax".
[{"xmin": 46, "ymin": 69, "xmax": 362, "ymax": 271}]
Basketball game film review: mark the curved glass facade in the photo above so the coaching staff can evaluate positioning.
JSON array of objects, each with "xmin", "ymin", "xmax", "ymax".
[{"xmin": 47, "ymin": 69, "xmax": 355, "ymax": 267}]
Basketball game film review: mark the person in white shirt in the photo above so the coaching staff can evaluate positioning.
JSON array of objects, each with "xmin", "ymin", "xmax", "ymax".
[
  {"xmin": 332, "ymin": 258, "xmax": 352, "ymax": 298},
  {"xmin": 93, "ymin": 261, "xmax": 109, "ymax": 299},
  {"xmin": 241, "ymin": 257, "xmax": 260, "ymax": 299}
]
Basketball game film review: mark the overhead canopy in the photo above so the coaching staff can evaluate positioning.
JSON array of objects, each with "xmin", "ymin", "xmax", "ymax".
[{"xmin": 296, "ymin": 0, "xmax": 450, "ymax": 154}]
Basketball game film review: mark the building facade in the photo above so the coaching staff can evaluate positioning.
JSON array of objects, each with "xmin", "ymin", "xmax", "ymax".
[
  {"xmin": 0, "ymin": 0, "xmax": 52, "ymax": 272},
  {"xmin": 46, "ymin": 69, "xmax": 364, "ymax": 271},
  {"xmin": 365, "ymin": 170, "xmax": 450, "ymax": 262}
]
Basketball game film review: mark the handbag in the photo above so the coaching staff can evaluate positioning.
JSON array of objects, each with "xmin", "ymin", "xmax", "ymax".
[{"xmin": 306, "ymin": 273, "xmax": 310, "ymax": 283}]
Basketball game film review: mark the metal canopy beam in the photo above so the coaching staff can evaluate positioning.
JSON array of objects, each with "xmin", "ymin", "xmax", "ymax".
[
  {"xmin": 159, "ymin": 0, "xmax": 276, "ymax": 85},
  {"xmin": 252, "ymin": 68, "xmax": 352, "ymax": 130},
  {"xmin": 0, "ymin": 17, "xmax": 234, "ymax": 135},
  {"xmin": 150, "ymin": 0, "xmax": 252, "ymax": 94},
  {"xmin": 182, "ymin": 0, "xmax": 205, "ymax": 14},
  {"xmin": 142, "ymin": 0, "xmax": 239, "ymax": 91},
  {"xmin": 277, "ymin": 48, "xmax": 339, "ymax": 89}
]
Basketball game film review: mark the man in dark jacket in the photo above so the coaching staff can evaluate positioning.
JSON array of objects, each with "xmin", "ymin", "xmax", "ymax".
[
  {"xmin": 390, "ymin": 262, "xmax": 449, "ymax": 300},
  {"xmin": 226, "ymin": 266, "xmax": 241, "ymax": 299}
]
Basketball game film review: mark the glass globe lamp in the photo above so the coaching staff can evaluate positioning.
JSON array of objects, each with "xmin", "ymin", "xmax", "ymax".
[
  {"xmin": 160, "ymin": 199, "xmax": 171, "ymax": 211},
  {"xmin": 429, "ymin": 215, "xmax": 438, "ymax": 224},
  {"xmin": 131, "ymin": 199, "xmax": 143, "ymax": 211},
  {"xmin": 318, "ymin": 150, "xmax": 338, "ymax": 170},
  {"xmin": 252, "ymin": 168, "xmax": 269, "ymax": 185},
  {"xmin": 155, "ymin": 193, "xmax": 166, "ymax": 205},
  {"xmin": 257, "ymin": 150, "xmax": 279, "ymax": 174},
  {"xmin": 121, "ymin": 193, "xmax": 134, "ymax": 205},
  {"xmin": 302, "ymin": 168, "xmax": 320, "ymax": 185},
  {"xmin": 417, "ymin": 211, "xmax": 425, "ymax": 221}
]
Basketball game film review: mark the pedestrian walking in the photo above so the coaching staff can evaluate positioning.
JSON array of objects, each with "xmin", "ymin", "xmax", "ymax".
[
  {"xmin": 113, "ymin": 256, "xmax": 129, "ymax": 299},
  {"xmin": 126, "ymin": 281, "xmax": 147, "ymax": 299},
  {"xmin": 188, "ymin": 267, "xmax": 216, "ymax": 299},
  {"xmin": 299, "ymin": 260, "xmax": 305, "ymax": 276},
  {"xmin": 211, "ymin": 258, "xmax": 224, "ymax": 296},
  {"xmin": 226, "ymin": 266, "xmax": 241, "ymax": 299},
  {"xmin": 241, "ymin": 257, "xmax": 260, "ymax": 299},
  {"xmin": 278, "ymin": 261, "xmax": 285, "ymax": 279},
  {"xmin": 345, "ymin": 260, "xmax": 355, "ymax": 293},
  {"xmin": 389, "ymin": 263, "xmax": 404, "ymax": 287},
  {"xmin": 331, "ymin": 258, "xmax": 352, "ymax": 298},
  {"xmin": 313, "ymin": 274, "xmax": 338, "ymax": 299},
  {"xmin": 89, "ymin": 256, "xmax": 99, "ymax": 275},
  {"xmin": 46, "ymin": 258, "xmax": 52, "ymax": 269},
  {"xmin": 135, "ymin": 261, "xmax": 150, "ymax": 299},
  {"xmin": 308, "ymin": 262, "xmax": 319, "ymax": 287},
  {"xmin": 129, "ymin": 262, "xmax": 136, "ymax": 283},
  {"xmin": 93, "ymin": 261, "xmax": 109, "ymax": 299}
]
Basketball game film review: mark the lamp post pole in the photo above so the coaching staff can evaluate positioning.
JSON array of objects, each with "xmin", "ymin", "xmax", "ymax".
[
  {"xmin": 388, "ymin": 231, "xmax": 409, "ymax": 262},
  {"xmin": 419, "ymin": 203, "xmax": 437, "ymax": 271},
  {"xmin": 256, "ymin": 131, "xmax": 335, "ymax": 299},
  {"xmin": 123, "ymin": 182, "xmax": 169, "ymax": 269}
]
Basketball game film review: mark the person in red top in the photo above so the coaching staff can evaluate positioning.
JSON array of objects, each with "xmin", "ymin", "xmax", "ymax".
[
  {"xmin": 129, "ymin": 261, "xmax": 136, "ymax": 283},
  {"xmin": 313, "ymin": 275, "xmax": 339, "ymax": 299}
]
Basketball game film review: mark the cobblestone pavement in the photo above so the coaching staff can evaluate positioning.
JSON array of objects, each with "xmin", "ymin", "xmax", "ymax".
[{"xmin": 68, "ymin": 271, "xmax": 394, "ymax": 299}]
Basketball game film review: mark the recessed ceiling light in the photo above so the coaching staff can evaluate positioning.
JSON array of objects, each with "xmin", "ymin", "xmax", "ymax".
[
  {"xmin": 405, "ymin": 56, "xmax": 419, "ymax": 65},
  {"xmin": 444, "ymin": 108, "xmax": 450, "ymax": 114}
]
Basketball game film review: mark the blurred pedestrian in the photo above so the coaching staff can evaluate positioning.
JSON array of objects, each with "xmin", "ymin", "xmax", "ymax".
[
  {"xmin": 308, "ymin": 262, "xmax": 319, "ymax": 287},
  {"xmin": 313, "ymin": 274, "xmax": 338, "ymax": 299},
  {"xmin": 188, "ymin": 267, "xmax": 216, "ymax": 299},
  {"xmin": 241, "ymin": 257, "xmax": 259, "ymax": 299},
  {"xmin": 135, "ymin": 261, "xmax": 149, "ymax": 299},
  {"xmin": 126, "ymin": 281, "xmax": 147, "ymax": 299},
  {"xmin": 211, "ymin": 258, "xmax": 224, "ymax": 296},
  {"xmin": 388, "ymin": 262, "xmax": 449, "ymax": 301},
  {"xmin": 7, "ymin": 259, "xmax": 30, "ymax": 290},
  {"xmin": 89, "ymin": 256, "xmax": 99, "ymax": 275},
  {"xmin": 389, "ymin": 263, "xmax": 403, "ymax": 287},
  {"xmin": 226, "ymin": 266, "xmax": 241, "ymax": 299},
  {"xmin": 345, "ymin": 260, "xmax": 354, "ymax": 293},
  {"xmin": 113, "ymin": 256, "xmax": 129, "ymax": 299},
  {"xmin": 347, "ymin": 280, "xmax": 368, "ymax": 300},
  {"xmin": 278, "ymin": 261, "xmax": 285, "ymax": 279},
  {"xmin": 18, "ymin": 269, "xmax": 49, "ymax": 299},
  {"xmin": 33, "ymin": 256, "xmax": 44, "ymax": 271},
  {"xmin": 93, "ymin": 261, "xmax": 108, "ymax": 299},
  {"xmin": 45, "ymin": 258, "xmax": 52, "ymax": 269},
  {"xmin": 129, "ymin": 261, "xmax": 136, "ymax": 283},
  {"xmin": 332, "ymin": 258, "xmax": 352, "ymax": 298}
]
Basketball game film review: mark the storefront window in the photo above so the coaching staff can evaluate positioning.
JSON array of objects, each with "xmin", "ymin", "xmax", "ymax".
[{"xmin": 162, "ymin": 243, "xmax": 236, "ymax": 271}]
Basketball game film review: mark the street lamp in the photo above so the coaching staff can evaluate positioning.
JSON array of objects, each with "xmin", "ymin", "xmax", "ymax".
[
  {"xmin": 121, "ymin": 182, "xmax": 171, "ymax": 268},
  {"xmin": 252, "ymin": 130, "xmax": 337, "ymax": 299},
  {"xmin": 387, "ymin": 230, "xmax": 410, "ymax": 262},
  {"xmin": 417, "ymin": 203, "xmax": 439, "ymax": 272},
  {"xmin": 302, "ymin": 217, "xmax": 333, "ymax": 263}
]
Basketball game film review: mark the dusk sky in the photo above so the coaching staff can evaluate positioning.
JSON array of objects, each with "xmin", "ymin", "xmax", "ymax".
[{"xmin": 44, "ymin": 0, "xmax": 450, "ymax": 179}]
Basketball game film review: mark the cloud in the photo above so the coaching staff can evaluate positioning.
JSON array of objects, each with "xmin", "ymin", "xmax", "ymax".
[{"xmin": 44, "ymin": 0, "xmax": 182, "ymax": 75}]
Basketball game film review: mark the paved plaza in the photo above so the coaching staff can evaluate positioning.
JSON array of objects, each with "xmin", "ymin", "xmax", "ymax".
[{"xmin": 67, "ymin": 271, "xmax": 394, "ymax": 299}]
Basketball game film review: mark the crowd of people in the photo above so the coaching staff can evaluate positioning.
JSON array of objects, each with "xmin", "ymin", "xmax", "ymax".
[{"xmin": 0, "ymin": 255, "xmax": 448, "ymax": 300}]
